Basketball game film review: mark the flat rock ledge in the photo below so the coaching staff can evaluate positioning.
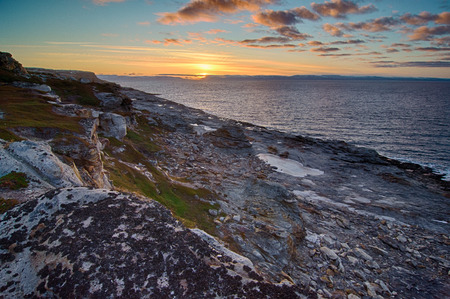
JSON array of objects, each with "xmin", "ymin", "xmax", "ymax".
[{"xmin": 0, "ymin": 187, "xmax": 305, "ymax": 298}]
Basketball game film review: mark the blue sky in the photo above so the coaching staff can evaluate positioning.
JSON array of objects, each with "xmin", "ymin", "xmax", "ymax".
[{"xmin": 1, "ymin": 0, "xmax": 449, "ymax": 77}]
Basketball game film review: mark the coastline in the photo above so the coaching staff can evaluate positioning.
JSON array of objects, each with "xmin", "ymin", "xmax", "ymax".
[
  {"xmin": 1, "ymin": 60, "xmax": 449, "ymax": 297},
  {"xmin": 102, "ymin": 75, "xmax": 450, "ymax": 181}
]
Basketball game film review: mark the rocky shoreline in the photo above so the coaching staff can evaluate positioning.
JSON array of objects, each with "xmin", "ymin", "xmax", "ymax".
[
  {"xmin": 0, "ymin": 52, "xmax": 449, "ymax": 298},
  {"xmin": 121, "ymin": 86, "xmax": 450, "ymax": 298}
]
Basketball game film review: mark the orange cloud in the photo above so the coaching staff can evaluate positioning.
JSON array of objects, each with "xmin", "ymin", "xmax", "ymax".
[
  {"xmin": 311, "ymin": 0, "xmax": 376, "ymax": 18},
  {"xmin": 205, "ymin": 29, "xmax": 229, "ymax": 34},
  {"xmin": 323, "ymin": 23, "xmax": 344, "ymax": 36},
  {"xmin": 311, "ymin": 46, "xmax": 340, "ymax": 53},
  {"xmin": 157, "ymin": 0, "xmax": 277, "ymax": 25},
  {"xmin": 252, "ymin": 7, "xmax": 319, "ymax": 28},
  {"xmin": 401, "ymin": 11, "xmax": 450, "ymax": 25},
  {"xmin": 409, "ymin": 25, "xmax": 450, "ymax": 41}
]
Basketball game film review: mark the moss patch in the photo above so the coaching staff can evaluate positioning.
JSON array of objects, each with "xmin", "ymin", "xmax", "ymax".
[
  {"xmin": 0, "ymin": 86, "xmax": 83, "ymax": 134},
  {"xmin": 0, "ymin": 198, "xmax": 20, "ymax": 214},
  {"xmin": 46, "ymin": 78, "xmax": 100, "ymax": 106},
  {"xmin": 0, "ymin": 171, "xmax": 29, "ymax": 190}
]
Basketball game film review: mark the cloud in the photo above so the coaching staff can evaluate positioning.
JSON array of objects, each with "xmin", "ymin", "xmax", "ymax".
[
  {"xmin": 146, "ymin": 39, "xmax": 192, "ymax": 46},
  {"xmin": 344, "ymin": 17, "xmax": 402, "ymax": 32},
  {"xmin": 244, "ymin": 44, "xmax": 297, "ymax": 49},
  {"xmin": 241, "ymin": 36, "xmax": 292, "ymax": 44},
  {"xmin": 323, "ymin": 23, "xmax": 344, "ymax": 36},
  {"xmin": 415, "ymin": 46, "xmax": 450, "ymax": 52},
  {"xmin": 157, "ymin": 0, "xmax": 278, "ymax": 25},
  {"xmin": 275, "ymin": 26, "xmax": 311, "ymax": 40},
  {"xmin": 318, "ymin": 53, "xmax": 352, "ymax": 57},
  {"xmin": 311, "ymin": 0, "xmax": 376, "ymax": 18},
  {"xmin": 409, "ymin": 25, "xmax": 450, "ymax": 40},
  {"xmin": 433, "ymin": 36, "xmax": 450, "ymax": 46},
  {"xmin": 92, "ymin": 0, "xmax": 126, "ymax": 5},
  {"xmin": 371, "ymin": 60, "xmax": 450, "ymax": 68},
  {"xmin": 311, "ymin": 46, "xmax": 340, "ymax": 53},
  {"xmin": 205, "ymin": 29, "xmax": 229, "ymax": 34},
  {"xmin": 252, "ymin": 7, "xmax": 319, "ymax": 27},
  {"xmin": 308, "ymin": 41, "xmax": 324, "ymax": 46},
  {"xmin": 331, "ymin": 39, "xmax": 365, "ymax": 45},
  {"xmin": 401, "ymin": 11, "xmax": 450, "ymax": 25}
]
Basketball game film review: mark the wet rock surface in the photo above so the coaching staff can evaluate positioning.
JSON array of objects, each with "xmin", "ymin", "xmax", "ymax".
[{"xmin": 0, "ymin": 188, "xmax": 304, "ymax": 298}]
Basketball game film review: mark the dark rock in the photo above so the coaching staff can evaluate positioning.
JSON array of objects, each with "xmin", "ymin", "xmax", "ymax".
[
  {"xmin": 205, "ymin": 125, "xmax": 251, "ymax": 149},
  {"xmin": 0, "ymin": 52, "xmax": 28, "ymax": 75},
  {"xmin": 0, "ymin": 188, "xmax": 304, "ymax": 298}
]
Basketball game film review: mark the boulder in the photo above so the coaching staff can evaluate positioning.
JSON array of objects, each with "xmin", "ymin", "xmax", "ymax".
[
  {"xmin": 98, "ymin": 112, "xmax": 127, "ymax": 140},
  {"xmin": 95, "ymin": 92, "xmax": 124, "ymax": 110},
  {"xmin": 0, "ymin": 52, "xmax": 28, "ymax": 75},
  {"xmin": 0, "ymin": 188, "xmax": 302, "ymax": 298},
  {"xmin": 1, "ymin": 140, "xmax": 83, "ymax": 188}
]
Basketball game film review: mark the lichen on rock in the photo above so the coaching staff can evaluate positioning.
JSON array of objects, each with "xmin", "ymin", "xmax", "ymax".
[{"xmin": 0, "ymin": 188, "xmax": 303, "ymax": 298}]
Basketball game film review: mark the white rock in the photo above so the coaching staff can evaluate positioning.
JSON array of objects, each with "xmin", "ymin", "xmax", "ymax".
[
  {"xmin": 99, "ymin": 113, "xmax": 127, "ymax": 140},
  {"xmin": 3, "ymin": 140, "xmax": 83, "ymax": 188},
  {"xmin": 257, "ymin": 153, "xmax": 324, "ymax": 178}
]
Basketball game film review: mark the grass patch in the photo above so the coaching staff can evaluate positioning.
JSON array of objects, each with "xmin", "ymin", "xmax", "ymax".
[
  {"xmin": 0, "ymin": 129, "xmax": 22, "ymax": 142},
  {"xmin": 0, "ymin": 198, "xmax": 20, "ymax": 214},
  {"xmin": 0, "ymin": 86, "xmax": 82, "ymax": 133},
  {"xmin": 0, "ymin": 171, "xmax": 29, "ymax": 190},
  {"xmin": 46, "ymin": 78, "xmax": 100, "ymax": 106},
  {"xmin": 104, "ymin": 141, "xmax": 219, "ymax": 235},
  {"xmin": 124, "ymin": 115, "xmax": 161, "ymax": 153}
]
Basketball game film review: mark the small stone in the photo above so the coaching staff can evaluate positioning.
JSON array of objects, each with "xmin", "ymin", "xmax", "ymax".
[
  {"xmin": 347, "ymin": 255, "xmax": 359, "ymax": 265},
  {"xmin": 354, "ymin": 270, "xmax": 367, "ymax": 281},
  {"xmin": 375, "ymin": 279, "xmax": 391, "ymax": 295},
  {"xmin": 208, "ymin": 209, "xmax": 218, "ymax": 216},
  {"xmin": 336, "ymin": 216, "xmax": 350, "ymax": 229},
  {"xmin": 322, "ymin": 235, "xmax": 335, "ymax": 246},
  {"xmin": 341, "ymin": 242, "xmax": 350, "ymax": 250},
  {"xmin": 364, "ymin": 281, "xmax": 377, "ymax": 297},
  {"xmin": 368, "ymin": 245, "xmax": 388, "ymax": 256},
  {"xmin": 320, "ymin": 246, "xmax": 338, "ymax": 260},
  {"xmin": 397, "ymin": 235, "xmax": 407, "ymax": 243},
  {"xmin": 232, "ymin": 214, "xmax": 241, "ymax": 222},
  {"xmin": 354, "ymin": 248, "xmax": 373, "ymax": 261},
  {"xmin": 367, "ymin": 260, "xmax": 380, "ymax": 270},
  {"xmin": 347, "ymin": 294, "xmax": 361, "ymax": 299}
]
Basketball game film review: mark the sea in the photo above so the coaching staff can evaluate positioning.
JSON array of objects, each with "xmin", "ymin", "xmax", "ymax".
[{"xmin": 100, "ymin": 76, "xmax": 450, "ymax": 180}]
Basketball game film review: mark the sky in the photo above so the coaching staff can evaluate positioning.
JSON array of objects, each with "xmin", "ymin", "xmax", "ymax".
[{"xmin": 1, "ymin": 0, "xmax": 449, "ymax": 78}]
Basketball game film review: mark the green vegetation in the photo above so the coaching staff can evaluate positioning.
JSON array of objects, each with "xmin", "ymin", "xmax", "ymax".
[
  {"xmin": 0, "ymin": 86, "xmax": 83, "ymax": 137},
  {"xmin": 0, "ymin": 171, "xmax": 29, "ymax": 190},
  {"xmin": 0, "ymin": 69, "xmax": 42, "ymax": 84},
  {"xmin": 47, "ymin": 78, "xmax": 100, "ymax": 106},
  {"xmin": 0, "ymin": 198, "xmax": 20, "ymax": 214},
  {"xmin": 104, "ymin": 123, "xmax": 219, "ymax": 235}
]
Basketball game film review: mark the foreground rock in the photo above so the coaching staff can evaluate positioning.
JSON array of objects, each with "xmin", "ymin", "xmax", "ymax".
[{"xmin": 0, "ymin": 188, "xmax": 305, "ymax": 298}]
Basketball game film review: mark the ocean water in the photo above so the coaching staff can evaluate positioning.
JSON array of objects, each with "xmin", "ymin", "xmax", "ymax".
[{"xmin": 101, "ymin": 76, "xmax": 450, "ymax": 179}]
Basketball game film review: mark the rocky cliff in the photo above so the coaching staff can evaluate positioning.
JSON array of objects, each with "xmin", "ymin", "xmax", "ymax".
[{"xmin": 1, "ymin": 52, "xmax": 449, "ymax": 298}]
